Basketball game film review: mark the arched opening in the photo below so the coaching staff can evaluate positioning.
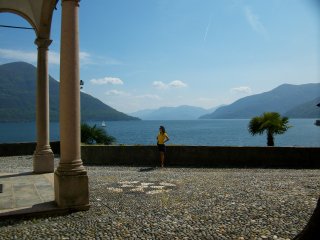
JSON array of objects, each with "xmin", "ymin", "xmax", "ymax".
[
  {"xmin": 0, "ymin": 13, "xmax": 38, "ymax": 142},
  {"xmin": 0, "ymin": 9, "xmax": 55, "ymax": 173},
  {"xmin": 0, "ymin": 11, "xmax": 56, "ymax": 214},
  {"xmin": 0, "ymin": 10, "xmax": 37, "ymax": 32},
  {"xmin": 0, "ymin": 0, "xmax": 89, "ymax": 214}
]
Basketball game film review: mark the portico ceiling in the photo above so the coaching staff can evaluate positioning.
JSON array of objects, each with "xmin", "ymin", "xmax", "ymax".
[{"xmin": 0, "ymin": 0, "xmax": 57, "ymax": 38}]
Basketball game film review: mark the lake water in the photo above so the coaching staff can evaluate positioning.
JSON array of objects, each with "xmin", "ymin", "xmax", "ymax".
[{"xmin": 0, "ymin": 119, "xmax": 319, "ymax": 147}]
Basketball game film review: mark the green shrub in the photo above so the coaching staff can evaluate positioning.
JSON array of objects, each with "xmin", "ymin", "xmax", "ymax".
[{"xmin": 81, "ymin": 123, "xmax": 116, "ymax": 145}]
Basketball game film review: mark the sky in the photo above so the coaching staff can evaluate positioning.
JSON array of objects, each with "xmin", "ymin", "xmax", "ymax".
[{"xmin": 0, "ymin": 0, "xmax": 319, "ymax": 114}]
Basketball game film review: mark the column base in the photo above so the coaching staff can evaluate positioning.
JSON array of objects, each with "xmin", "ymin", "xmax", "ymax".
[
  {"xmin": 33, "ymin": 147, "xmax": 54, "ymax": 173},
  {"xmin": 54, "ymin": 170, "xmax": 90, "ymax": 210}
]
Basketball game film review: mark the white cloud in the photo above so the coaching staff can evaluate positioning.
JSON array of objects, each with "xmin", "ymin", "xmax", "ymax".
[
  {"xmin": 169, "ymin": 80, "xmax": 187, "ymax": 88},
  {"xmin": 230, "ymin": 86, "xmax": 252, "ymax": 94},
  {"xmin": 153, "ymin": 81, "xmax": 168, "ymax": 89},
  {"xmin": 90, "ymin": 77, "xmax": 124, "ymax": 85},
  {"xmin": 79, "ymin": 51, "xmax": 92, "ymax": 65},
  {"xmin": 0, "ymin": 48, "xmax": 60, "ymax": 65},
  {"xmin": 153, "ymin": 80, "xmax": 187, "ymax": 89},
  {"xmin": 244, "ymin": 6, "xmax": 268, "ymax": 37},
  {"xmin": 105, "ymin": 90, "xmax": 128, "ymax": 96},
  {"xmin": 0, "ymin": 48, "xmax": 61, "ymax": 65},
  {"xmin": 0, "ymin": 48, "xmax": 120, "ymax": 66},
  {"xmin": 0, "ymin": 48, "xmax": 37, "ymax": 63}
]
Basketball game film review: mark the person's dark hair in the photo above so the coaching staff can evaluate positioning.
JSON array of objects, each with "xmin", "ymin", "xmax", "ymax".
[{"xmin": 159, "ymin": 125, "xmax": 166, "ymax": 133}]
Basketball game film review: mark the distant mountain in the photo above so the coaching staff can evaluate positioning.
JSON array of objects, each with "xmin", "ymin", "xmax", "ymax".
[
  {"xmin": 0, "ymin": 62, "xmax": 139, "ymax": 122},
  {"xmin": 200, "ymin": 83, "xmax": 320, "ymax": 119},
  {"xmin": 131, "ymin": 105, "xmax": 219, "ymax": 120},
  {"xmin": 130, "ymin": 109, "xmax": 156, "ymax": 119},
  {"xmin": 285, "ymin": 97, "xmax": 320, "ymax": 118}
]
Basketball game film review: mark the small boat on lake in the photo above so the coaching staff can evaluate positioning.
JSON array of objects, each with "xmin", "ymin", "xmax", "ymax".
[{"xmin": 101, "ymin": 121, "xmax": 106, "ymax": 127}]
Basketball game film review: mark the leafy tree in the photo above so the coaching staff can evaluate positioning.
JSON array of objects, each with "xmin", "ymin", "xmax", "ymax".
[
  {"xmin": 81, "ymin": 123, "xmax": 116, "ymax": 145},
  {"xmin": 248, "ymin": 112, "xmax": 291, "ymax": 146}
]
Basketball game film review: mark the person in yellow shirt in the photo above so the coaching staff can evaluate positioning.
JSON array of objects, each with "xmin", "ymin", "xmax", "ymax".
[{"xmin": 157, "ymin": 125, "xmax": 169, "ymax": 167}]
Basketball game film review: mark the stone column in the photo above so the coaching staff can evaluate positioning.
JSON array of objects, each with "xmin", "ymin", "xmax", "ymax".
[
  {"xmin": 54, "ymin": 0, "xmax": 89, "ymax": 209},
  {"xmin": 33, "ymin": 38, "xmax": 54, "ymax": 173}
]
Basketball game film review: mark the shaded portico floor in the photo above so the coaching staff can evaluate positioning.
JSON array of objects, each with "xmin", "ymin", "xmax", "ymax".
[{"xmin": 0, "ymin": 172, "xmax": 58, "ymax": 217}]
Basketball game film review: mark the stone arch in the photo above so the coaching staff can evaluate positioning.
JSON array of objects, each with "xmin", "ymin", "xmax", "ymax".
[
  {"xmin": 0, "ymin": 0, "xmax": 57, "ymax": 38},
  {"xmin": 0, "ymin": 9, "xmax": 37, "ymax": 32}
]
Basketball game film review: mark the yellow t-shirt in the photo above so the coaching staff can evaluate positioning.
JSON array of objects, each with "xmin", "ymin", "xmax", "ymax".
[{"xmin": 157, "ymin": 132, "xmax": 169, "ymax": 144}]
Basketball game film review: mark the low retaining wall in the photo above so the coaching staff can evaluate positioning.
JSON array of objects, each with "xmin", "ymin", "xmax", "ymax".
[
  {"xmin": 1, "ymin": 143, "xmax": 319, "ymax": 168},
  {"xmin": 81, "ymin": 145, "xmax": 320, "ymax": 168},
  {"xmin": 0, "ymin": 142, "xmax": 60, "ymax": 157}
]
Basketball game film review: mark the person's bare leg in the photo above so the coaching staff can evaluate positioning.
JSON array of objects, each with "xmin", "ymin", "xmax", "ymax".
[{"xmin": 160, "ymin": 152, "xmax": 164, "ymax": 167}]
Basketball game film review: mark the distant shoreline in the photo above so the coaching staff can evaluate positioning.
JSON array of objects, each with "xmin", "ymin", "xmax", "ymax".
[{"xmin": 0, "ymin": 117, "xmax": 319, "ymax": 123}]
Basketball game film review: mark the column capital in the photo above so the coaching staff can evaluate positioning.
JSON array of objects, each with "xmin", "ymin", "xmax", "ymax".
[{"xmin": 34, "ymin": 38, "xmax": 52, "ymax": 49}]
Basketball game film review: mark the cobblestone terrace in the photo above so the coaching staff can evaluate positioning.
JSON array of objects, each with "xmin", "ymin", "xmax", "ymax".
[{"xmin": 0, "ymin": 156, "xmax": 319, "ymax": 240}]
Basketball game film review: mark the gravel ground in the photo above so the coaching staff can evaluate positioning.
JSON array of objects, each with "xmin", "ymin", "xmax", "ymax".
[{"xmin": 0, "ymin": 155, "xmax": 319, "ymax": 240}]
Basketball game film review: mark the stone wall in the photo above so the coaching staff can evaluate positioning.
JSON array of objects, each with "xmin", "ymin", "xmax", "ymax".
[
  {"xmin": 1, "ymin": 143, "xmax": 319, "ymax": 168},
  {"xmin": 0, "ymin": 142, "xmax": 60, "ymax": 157},
  {"xmin": 81, "ymin": 145, "xmax": 320, "ymax": 168}
]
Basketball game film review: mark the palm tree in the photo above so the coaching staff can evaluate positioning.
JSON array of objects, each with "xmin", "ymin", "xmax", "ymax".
[
  {"xmin": 248, "ymin": 112, "xmax": 291, "ymax": 146},
  {"xmin": 81, "ymin": 123, "xmax": 116, "ymax": 145},
  {"xmin": 248, "ymin": 112, "xmax": 319, "ymax": 239}
]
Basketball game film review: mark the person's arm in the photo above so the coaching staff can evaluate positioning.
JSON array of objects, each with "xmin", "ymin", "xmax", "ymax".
[{"xmin": 164, "ymin": 134, "xmax": 169, "ymax": 143}]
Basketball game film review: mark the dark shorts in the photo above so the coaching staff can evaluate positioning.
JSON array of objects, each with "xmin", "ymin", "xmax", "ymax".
[{"xmin": 157, "ymin": 144, "xmax": 166, "ymax": 152}]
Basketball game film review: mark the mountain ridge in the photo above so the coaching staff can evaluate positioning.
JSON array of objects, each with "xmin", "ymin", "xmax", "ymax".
[
  {"xmin": 200, "ymin": 83, "xmax": 320, "ymax": 119},
  {"xmin": 285, "ymin": 96, "xmax": 320, "ymax": 118},
  {"xmin": 0, "ymin": 62, "xmax": 139, "ymax": 122},
  {"xmin": 131, "ymin": 105, "xmax": 220, "ymax": 120}
]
